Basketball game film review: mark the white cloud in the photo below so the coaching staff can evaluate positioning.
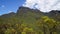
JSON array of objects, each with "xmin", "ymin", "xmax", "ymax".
[{"xmin": 23, "ymin": 0, "xmax": 60, "ymax": 12}]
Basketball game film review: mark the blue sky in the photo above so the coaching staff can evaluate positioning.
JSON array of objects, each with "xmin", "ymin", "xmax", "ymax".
[{"xmin": 0, "ymin": 0, "xmax": 25, "ymax": 15}]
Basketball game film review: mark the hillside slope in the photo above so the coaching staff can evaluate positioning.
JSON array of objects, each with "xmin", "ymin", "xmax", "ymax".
[{"xmin": 0, "ymin": 7, "xmax": 60, "ymax": 34}]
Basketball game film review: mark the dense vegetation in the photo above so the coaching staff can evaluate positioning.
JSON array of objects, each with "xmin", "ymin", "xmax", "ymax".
[{"xmin": 0, "ymin": 7, "xmax": 60, "ymax": 34}]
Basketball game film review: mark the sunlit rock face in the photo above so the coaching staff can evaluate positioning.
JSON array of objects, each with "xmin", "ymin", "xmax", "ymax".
[{"xmin": 23, "ymin": 0, "xmax": 60, "ymax": 12}]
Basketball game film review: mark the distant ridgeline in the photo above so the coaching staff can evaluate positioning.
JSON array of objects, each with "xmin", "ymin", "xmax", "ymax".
[{"xmin": 0, "ymin": 7, "xmax": 60, "ymax": 34}]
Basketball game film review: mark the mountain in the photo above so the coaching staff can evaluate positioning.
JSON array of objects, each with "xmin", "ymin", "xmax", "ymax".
[
  {"xmin": 0, "ymin": 12, "xmax": 16, "ymax": 18},
  {"xmin": 1, "ymin": 7, "xmax": 60, "ymax": 19},
  {"xmin": 47, "ymin": 10, "xmax": 60, "ymax": 21},
  {"xmin": 0, "ymin": 7, "xmax": 60, "ymax": 34},
  {"xmin": 0, "ymin": 6, "xmax": 60, "ymax": 24}
]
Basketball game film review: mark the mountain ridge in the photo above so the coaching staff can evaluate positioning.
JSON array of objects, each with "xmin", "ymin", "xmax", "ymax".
[
  {"xmin": 0, "ymin": 7, "xmax": 60, "ymax": 16},
  {"xmin": 0, "ymin": 7, "xmax": 60, "ymax": 21},
  {"xmin": 0, "ymin": 7, "xmax": 60, "ymax": 18}
]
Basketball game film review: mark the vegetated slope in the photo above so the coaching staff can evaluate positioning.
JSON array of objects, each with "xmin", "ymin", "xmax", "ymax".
[{"xmin": 0, "ymin": 7, "xmax": 60, "ymax": 34}]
